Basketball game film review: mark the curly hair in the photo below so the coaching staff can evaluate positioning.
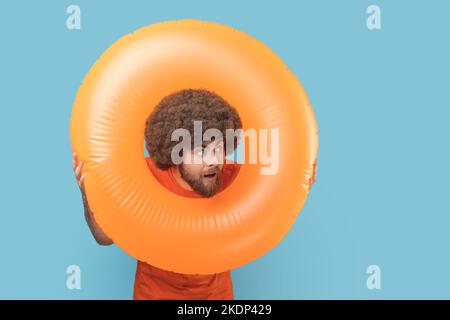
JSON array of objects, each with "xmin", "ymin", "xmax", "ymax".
[{"xmin": 145, "ymin": 89, "xmax": 242, "ymax": 170}]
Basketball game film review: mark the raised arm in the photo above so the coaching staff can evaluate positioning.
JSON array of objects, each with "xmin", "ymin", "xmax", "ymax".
[{"xmin": 73, "ymin": 152, "xmax": 113, "ymax": 246}]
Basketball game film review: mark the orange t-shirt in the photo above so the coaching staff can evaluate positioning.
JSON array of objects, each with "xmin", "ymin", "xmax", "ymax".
[{"xmin": 133, "ymin": 157, "xmax": 240, "ymax": 300}]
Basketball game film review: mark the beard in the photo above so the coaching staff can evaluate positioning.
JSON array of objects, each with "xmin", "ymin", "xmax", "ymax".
[{"xmin": 179, "ymin": 165, "xmax": 222, "ymax": 198}]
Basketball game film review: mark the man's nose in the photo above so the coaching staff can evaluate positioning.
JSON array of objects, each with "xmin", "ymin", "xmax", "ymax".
[{"xmin": 203, "ymin": 148, "xmax": 220, "ymax": 166}]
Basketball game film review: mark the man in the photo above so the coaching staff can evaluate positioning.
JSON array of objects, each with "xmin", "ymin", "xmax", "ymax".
[{"xmin": 73, "ymin": 89, "xmax": 243, "ymax": 299}]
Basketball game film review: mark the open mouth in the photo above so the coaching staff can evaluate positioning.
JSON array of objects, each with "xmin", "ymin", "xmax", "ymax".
[{"xmin": 203, "ymin": 172, "xmax": 217, "ymax": 180}]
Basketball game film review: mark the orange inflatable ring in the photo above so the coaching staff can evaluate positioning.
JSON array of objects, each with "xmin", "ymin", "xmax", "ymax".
[{"xmin": 70, "ymin": 19, "xmax": 318, "ymax": 274}]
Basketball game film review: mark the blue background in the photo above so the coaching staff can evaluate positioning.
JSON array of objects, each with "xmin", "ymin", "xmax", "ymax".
[{"xmin": 1, "ymin": 0, "xmax": 449, "ymax": 299}]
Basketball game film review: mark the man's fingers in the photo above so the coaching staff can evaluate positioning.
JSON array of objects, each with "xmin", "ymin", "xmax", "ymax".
[
  {"xmin": 72, "ymin": 152, "xmax": 78, "ymax": 170},
  {"xmin": 75, "ymin": 160, "xmax": 83, "ymax": 177},
  {"xmin": 311, "ymin": 160, "xmax": 317, "ymax": 185},
  {"xmin": 72, "ymin": 152, "xmax": 86, "ymax": 189},
  {"xmin": 79, "ymin": 172, "xmax": 87, "ymax": 186}
]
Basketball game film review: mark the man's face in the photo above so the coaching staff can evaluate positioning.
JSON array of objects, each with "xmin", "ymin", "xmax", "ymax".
[{"xmin": 179, "ymin": 141, "xmax": 225, "ymax": 197}]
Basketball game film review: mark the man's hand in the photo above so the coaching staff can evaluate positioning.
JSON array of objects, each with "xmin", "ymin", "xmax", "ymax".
[
  {"xmin": 72, "ymin": 152, "xmax": 87, "ymax": 192},
  {"xmin": 72, "ymin": 151, "xmax": 113, "ymax": 246},
  {"xmin": 308, "ymin": 159, "xmax": 317, "ymax": 190}
]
